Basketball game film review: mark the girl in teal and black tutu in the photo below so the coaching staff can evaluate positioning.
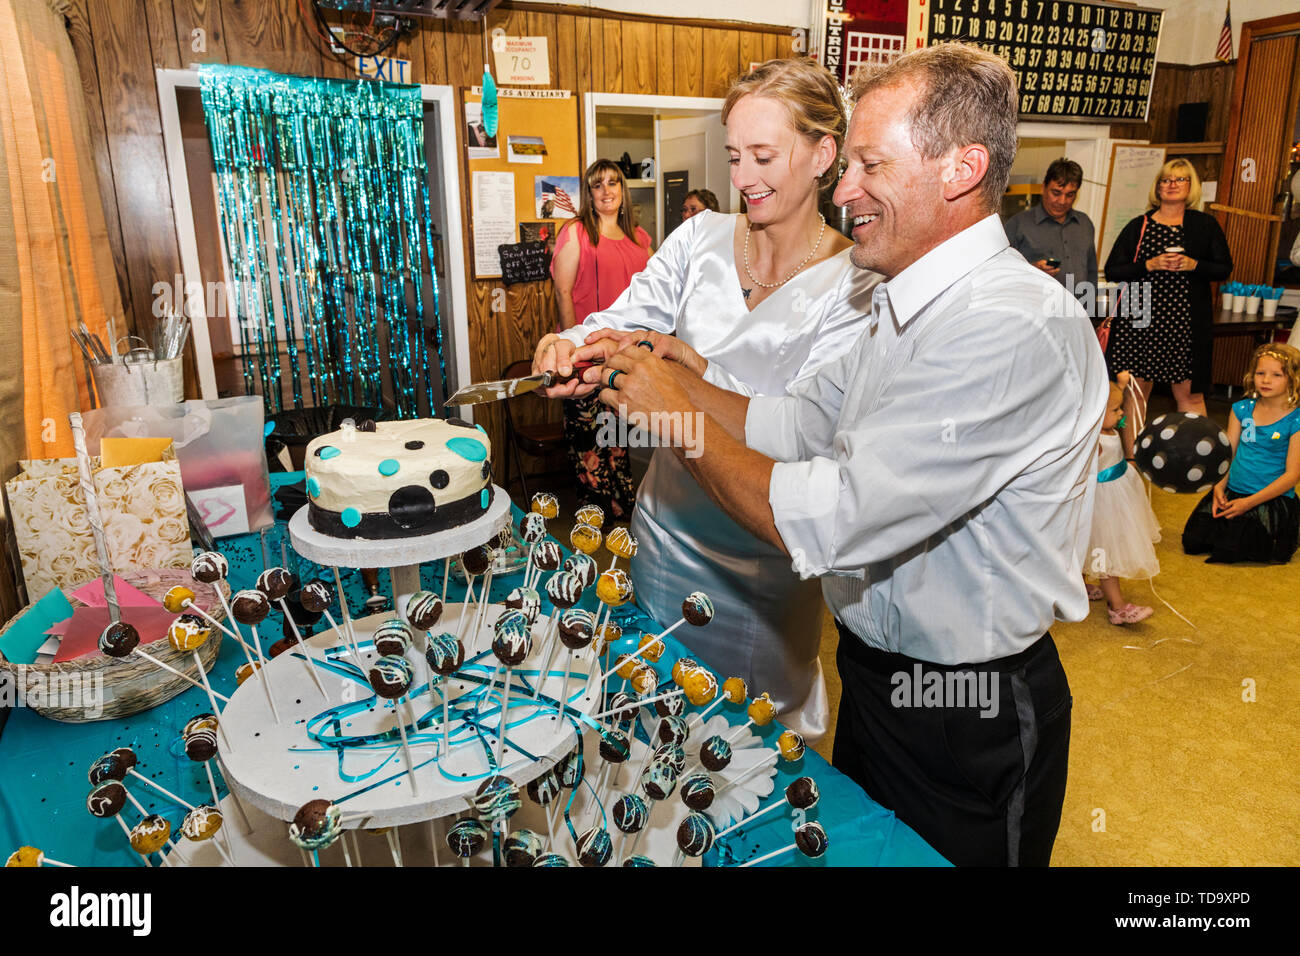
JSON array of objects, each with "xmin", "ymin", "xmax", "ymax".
[{"xmin": 1183, "ymin": 344, "xmax": 1300, "ymax": 563}]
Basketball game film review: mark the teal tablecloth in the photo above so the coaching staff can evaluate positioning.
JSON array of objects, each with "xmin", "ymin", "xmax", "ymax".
[{"xmin": 0, "ymin": 472, "xmax": 947, "ymax": 867}]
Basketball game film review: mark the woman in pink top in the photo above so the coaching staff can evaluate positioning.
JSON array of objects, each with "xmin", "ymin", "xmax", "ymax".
[{"xmin": 550, "ymin": 159, "xmax": 653, "ymax": 518}]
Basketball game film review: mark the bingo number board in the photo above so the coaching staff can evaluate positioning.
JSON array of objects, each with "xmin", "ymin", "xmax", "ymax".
[{"xmin": 924, "ymin": 0, "xmax": 1162, "ymax": 121}]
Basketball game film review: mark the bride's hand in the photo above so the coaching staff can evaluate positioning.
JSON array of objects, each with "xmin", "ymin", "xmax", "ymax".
[{"xmin": 596, "ymin": 329, "xmax": 707, "ymax": 377}]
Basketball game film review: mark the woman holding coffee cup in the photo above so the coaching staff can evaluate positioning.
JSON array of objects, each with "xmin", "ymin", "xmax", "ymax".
[{"xmin": 1104, "ymin": 158, "xmax": 1232, "ymax": 443}]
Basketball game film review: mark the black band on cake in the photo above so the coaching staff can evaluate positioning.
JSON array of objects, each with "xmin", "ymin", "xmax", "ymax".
[{"xmin": 308, "ymin": 486, "xmax": 493, "ymax": 539}]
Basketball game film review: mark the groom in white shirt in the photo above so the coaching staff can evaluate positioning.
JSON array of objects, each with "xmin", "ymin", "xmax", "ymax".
[{"xmin": 591, "ymin": 43, "xmax": 1109, "ymax": 866}]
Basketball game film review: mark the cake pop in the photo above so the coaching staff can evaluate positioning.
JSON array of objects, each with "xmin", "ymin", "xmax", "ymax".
[
  {"xmin": 558, "ymin": 609, "xmax": 596, "ymax": 650},
  {"xmin": 654, "ymin": 691, "xmax": 686, "ymax": 718},
  {"xmin": 298, "ymin": 580, "xmax": 333, "ymax": 614},
  {"xmin": 676, "ymin": 811, "xmax": 716, "ymax": 858},
  {"xmin": 653, "ymin": 743, "xmax": 687, "ymax": 775},
  {"xmin": 446, "ymin": 818, "xmax": 488, "ymax": 860},
  {"xmin": 557, "ymin": 746, "xmax": 585, "ymax": 790},
  {"xmin": 785, "ymin": 776, "xmax": 820, "ymax": 810},
  {"xmin": 504, "ymin": 586, "xmax": 541, "ymax": 625},
  {"xmin": 190, "ymin": 551, "xmax": 228, "ymax": 583},
  {"xmin": 86, "ymin": 781, "xmax": 127, "ymax": 818},
  {"xmin": 526, "ymin": 768, "xmax": 561, "ymax": 807},
  {"xmin": 518, "ymin": 511, "xmax": 547, "ymax": 545},
  {"xmin": 530, "ymin": 540, "xmax": 562, "ymax": 573},
  {"xmin": 181, "ymin": 805, "xmax": 224, "ymax": 842},
  {"xmin": 778, "ymin": 730, "xmax": 806, "ymax": 762},
  {"xmin": 569, "ymin": 523, "xmax": 602, "ymax": 555},
  {"xmin": 235, "ymin": 661, "xmax": 262, "ymax": 685},
  {"xmin": 576, "ymin": 827, "xmax": 612, "ymax": 867},
  {"xmin": 622, "ymin": 855, "xmax": 655, "ymax": 867},
  {"xmin": 289, "ymin": 799, "xmax": 343, "ymax": 851},
  {"xmin": 612, "ymin": 793, "xmax": 649, "ymax": 834},
  {"xmin": 575, "ymin": 503, "xmax": 604, "ymax": 529},
  {"xmin": 698, "ymin": 735, "xmax": 733, "ymax": 772},
  {"xmin": 605, "ymin": 527, "xmax": 637, "ymax": 561},
  {"xmin": 604, "ymin": 692, "xmax": 640, "ymax": 723},
  {"xmin": 491, "ymin": 611, "xmax": 532, "ymax": 667},
  {"xmin": 184, "ymin": 725, "xmax": 218, "ymax": 762},
  {"xmin": 129, "ymin": 815, "xmax": 171, "ymax": 856},
  {"xmin": 97, "ymin": 621, "xmax": 139, "ymax": 657},
  {"xmin": 167, "ymin": 614, "xmax": 210, "ymax": 651},
  {"xmin": 461, "ymin": 545, "xmax": 492, "ymax": 576},
  {"xmin": 629, "ymin": 665, "xmax": 657, "ymax": 697},
  {"xmin": 747, "ymin": 692, "xmax": 776, "ymax": 726},
  {"xmin": 4, "ymin": 847, "xmax": 44, "ymax": 867},
  {"xmin": 268, "ymin": 637, "xmax": 296, "ymax": 658},
  {"xmin": 637, "ymin": 633, "xmax": 665, "ymax": 663},
  {"xmin": 368, "ymin": 655, "xmax": 413, "ymax": 699},
  {"xmin": 182, "ymin": 716, "xmax": 214, "ymax": 738},
  {"xmin": 656, "ymin": 715, "xmax": 691, "ymax": 749},
  {"xmin": 230, "ymin": 589, "xmax": 271, "ymax": 625},
  {"xmin": 256, "ymin": 566, "xmax": 295, "ymax": 601},
  {"xmin": 723, "ymin": 677, "xmax": 747, "ymax": 703},
  {"xmin": 680, "ymin": 667, "xmax": 718, "ymax": 707},
  {"xmin": 425, "ymin": 632, "xmax": 465, "ymax": 675},
  {"xmin": 163, "ymin": 585, "xmax": 194, "ymax": 614},
  {"xmin": 88, "ymin": 752, "xmax": 129, "ymax": 785},
  {"xmin": 598, "ymin": 729, "xmax": 630, "ymax": 763},
  {"xmin": 530, "ymin": 492, "xmax": 559, "ymax": 519},
  {"xmin": 741, "ymin": 821, "xmax": 829, "ymax": 867},
  {"xmin": 563, "ymin": 552, "xmax": 598, "ymax": 587},
  {"xmin": 680, "ymin": 772, "xmax": 716, "ymax": 812},
  {"xmin": 372, "ymin": 619, "xmax": 414, "ymax": 657},
  {"xmin": 405, "ymin": 591, "xmax": 444, "ymax": 630},
  {"xmin": 545, "ymin": 570, "xmax": 584, "ymax": 610},
  {"xmin": 532, "ymin": 852, "xmax": 569, "ymax": 867},
  {"xmin": 671, "ymin": 657, "xmax": 702, "ymax": 685},
  {"xmin": 681, "ymin": 591, "xmax": 715, "ymax": 626},
  {"xmin": 595, "ymin": 568, "xmax": 633, "ymax": 606},
  {"xmin": 472, "ymin": 775, "xmax": 522, "ymax": 824},
  {"xmin": 641, "ymin": 756, "xmax": 679, "ymax": 801},
  {"xmin": 504, "ymin": 829, "xmax": 544, "ymax": 867},
  {"xmin": 594, "ymin": 621, "xmax": 623, "ymax": 656}
]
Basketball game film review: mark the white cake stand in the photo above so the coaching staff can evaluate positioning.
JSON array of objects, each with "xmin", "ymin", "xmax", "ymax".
[{"xmin": 287, "ymin": 484, "xmax": 511, "ymax": 630}]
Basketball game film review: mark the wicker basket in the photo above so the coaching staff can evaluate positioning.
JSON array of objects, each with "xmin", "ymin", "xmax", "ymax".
[{"xmin": 0, "ymin": 569, "xmax": 228, "ymax": 723}]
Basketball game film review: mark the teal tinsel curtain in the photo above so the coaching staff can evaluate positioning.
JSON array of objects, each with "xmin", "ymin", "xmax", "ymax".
[{"xmin": 198, "ymin": 64, "xmax": 445, "ymax": 418}]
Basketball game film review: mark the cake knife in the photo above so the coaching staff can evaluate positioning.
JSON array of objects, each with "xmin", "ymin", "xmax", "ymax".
[{"xmin": 445, "ymin": 361, "xmax": 598, "ymax": 406}]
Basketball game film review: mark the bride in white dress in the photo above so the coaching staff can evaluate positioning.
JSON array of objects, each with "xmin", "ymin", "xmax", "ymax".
[{"xmin": 533, "ymin": 59, "xmax": 881, "ymax": 741}]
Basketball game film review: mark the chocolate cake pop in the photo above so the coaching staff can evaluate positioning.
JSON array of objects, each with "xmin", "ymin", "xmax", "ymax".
[
  {"xmin": 605, "ymin": 692, "xmax": 639, "ymax": 723},
  {"xmin": 526, "ymin": 768, "xmax": 561, "ymax": 806},
  {"xmin": 190, "ymin": 551, "xmax": 228, "ymax": 584},
  {"xmin": 596, "ymin": 569, "xmax": 633, "ymax": 607},
  {"xmin": 129, "ymin": 815, "xmax": 171, "ymax": 855},
  {"xmin": 613, "ymin": 793, "xmax": 649, "ymax": 833},
  {"xmin": 256, "ymin": 566, "xmax": 295, "ymax": 601},
  {"xmin": 654, "ymin": 692, "xmax": 686, "ymax": 718},
  {"xmin": 575, "ymin": 504, "xmax": 604, "ymax": 529},
  {"xmin": 403, "ymin": 591, "xmax": 443, "ymax": 630},
  {"xmin": 576, "ymin": 826, "xmax": 612, "ymax": 867},
  {"xmin": 794, "ymin": 821, "xmax": 829, "ymax": 858},
  {"xmin": 532, "ymin": 852, "xmax": 570, "ymax": 867},
  {"xmin": 778, "ymin": 730, "xmax": 806, "ymax": 762},
  {"xmin": 518, "ymin": 511, "xmax": 547, "ymax": 545},
  {"xmin": 268, "ymin": 637, "xmax": 297, "ymax": 658},
  {"xmin": 599, "ymin": 729, "xmax": 630, "ymax": 763},
  {"xmin": 698, "ymin": 735, "xmax": 733, "ymax": 772},
  {"xmin": 682, "ymin": 591, "xmax": 714, "ymax": 626},
  {"xmin": 676, "ymin": 811, "xmax": 716, "ymax": 857},
  {"xmin": 563, "ymin": 552, "xmax": 598, "ymax": 587},
  {"xmin": 504, "ymin": 586, "xmax": 541, "ymax": 625},
  {"xmin": 557, "ymin": 746, "xmax": 585, "ymax": 790},
  {"xmin": 530, "ymin": 492, "xmax": 559, "ymax": 519},
  {"xmin": 461, "ymin": 545, "xmax": 492, "ymax": 576},
  {"xmin": 558, "ymin": 608, "xmax": 596, "ymax": 650},
  {"xmin": 368, "ymin": 654, "xmax": 413, "ymax": 699},
  {"xmin": 97, "ymin": 621, "xmax": 139, "ymax": 657},
  {"xmin": 641, "ymin": 757, "xmax": 679, "ymax": 801},
  {"xmin": 163, "ymin": 585, "xmax": 195, "ymax": 614},
  {"xmin": 544, "ymin": 570, "xmax": 584, "ymax": 609},
  {"xmin": 230, "ymin": 589, "xmax": 271, "ymax": 625},
  {"xmin": 88, "ymin": 752, "xmax": 129, "ymax": 785},
  {"xmin": 372, "ymin": 619, "xmax": 414, "ymax": 657},
  {"xmin": 785, "ymin": 776, "xmax": 820, "ymax": 810},
  {"xmin": 504, "ymin": 829, "xmax": 544, "ymax": 867},
  {"xmin": 530, "ymin": 540, "xmax": 561, "ymax": 572},
  {"xmin": 184, "ymin": 724, "xmax": 218, "ymax": 762},
  {"xmin": 167, "ymin": 614, "xmax": 210, "ymax": 651},
  {"xmin": 622, "ymin": 855, "xmax": 656, "ymax": 867},
  {"xmin": 656, "ymin": 715, "xmax": 690, "ymax": 749},
  {"xmin": 110, "ymin": 747, "xmax": 138, "ymax": 770},
  {"xmin": 86, "ymin": 781, "xmax": 127, "ymax": 818},
  {"xmin": 425, "ymin": 632, "xmax": 465, "ymax": 675},
  {"xmin": 653, "ymin": 743, "xmax": 687, "ymax": 775},
  {"xmin": 297, "ymin": 580, "xmax": 333, "ymax": 614},
  {"xmin": 472, "ymin": 775, "xmax": 522, "ymax": 823},
  {"xmin": 290, "ymin": 799, "xmax": 342, "ymax": 851},
  {"xmin": 182, "ymin": 805, "xmax": 224, "ymax": 842},
  {"xmin": 491, "ymin": 610, "xmax": 532, "ymax": 666},
  {"xmin": 446, "ymin": 817, "xmax": 489, "ymax": 859},
  {"xmin": 680, "ymin": 772, "xmax": 716, "ymax": 811},
  {"xmin": 569, "ymin": 522, "xmax": 602, "ymax": 555}
]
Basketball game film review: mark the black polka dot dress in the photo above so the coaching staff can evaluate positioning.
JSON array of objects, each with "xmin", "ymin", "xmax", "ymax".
[{"xmin": 1107, "ymin": 217, "xmax": 1193, "ymax": 384}]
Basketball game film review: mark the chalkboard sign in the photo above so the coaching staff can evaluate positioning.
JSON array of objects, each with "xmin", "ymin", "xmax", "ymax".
[
  {"xmin": 497, "ymin": 240, "xmax": 551, "ymax": 286},
  {"xmin": 925, "ymin": 0, "xmax": 1162, "ymax": 122}
]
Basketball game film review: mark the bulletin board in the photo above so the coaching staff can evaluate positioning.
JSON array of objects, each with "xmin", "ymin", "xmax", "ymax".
[
  {"xmin": 464, "ymin": 89, "xmax": 582, "ymax": 280},
  {"xmin": 1098, "ymin": 143, "xmax": 1167, "ymax": 270}
]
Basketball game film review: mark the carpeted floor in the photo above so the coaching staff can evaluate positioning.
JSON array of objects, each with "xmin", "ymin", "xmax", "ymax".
[{"xmin": 525, "ymin": 393, "xmax": 1299, "ymax": 866}]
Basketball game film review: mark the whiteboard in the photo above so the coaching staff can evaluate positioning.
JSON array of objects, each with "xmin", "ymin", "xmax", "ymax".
[{"xmin": 1098, "ymin": 144, "xmax": 1167, "ymax": 273}]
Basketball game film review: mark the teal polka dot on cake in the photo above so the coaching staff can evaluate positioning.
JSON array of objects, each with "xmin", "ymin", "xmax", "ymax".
[
  {"xmin": 378, "ymin": 458, "xmax": 400, "ymax": 477},
  {"xmin": 341, "ymin": 507, "xmax": 362, "ymax": 528},
  {"xmin": 306, "ymin": 477, "xmax": 320, "ymax": 498},
  {"xmin": 319, "ymin": 446, "xmax": 341, "ymax": 460},
  {"xmin": 264, "ymin": 422, "xmax": 274, "ymax": 437},
  {"xmin": 446, "ymin": 437, "xmax": 487, "ymax": 462},
  {"xmin": 480, "ymin": 488, "xmax": 489, "ymax": 509}
]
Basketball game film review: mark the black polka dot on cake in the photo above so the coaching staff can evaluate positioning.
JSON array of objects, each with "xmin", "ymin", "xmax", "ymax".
[
  {"xmin": 447, "ymin": 417, "xmax": 474, "ymax": 429},
  {"xmin": 481, "ymin": 461, "xmax": 491, "ymax": 479},
  {"xmin": 405, "ymin": 440, "xmax": 425, "ymax": 450},
  {"xmin": 430, "ymin": 469, "xmax": 449, "ymax": 489},
  {"xmin": 389, "ymin": 484, "xmax": 436, "ymax": 529}
]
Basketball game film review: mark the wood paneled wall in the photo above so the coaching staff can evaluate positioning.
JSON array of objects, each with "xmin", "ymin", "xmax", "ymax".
[
  {"xmin": 1110, "ymin": 60, "xmax": 1235, "ymax": 184},
  {"xmin": 62, "ymin": 0, "xmax": 796, "ymax": 479}
]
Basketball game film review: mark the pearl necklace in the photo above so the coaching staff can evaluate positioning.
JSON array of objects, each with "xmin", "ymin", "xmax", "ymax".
[{"xmin": 742, "ymin": 214, "xmax": 827, "ymax": 297}]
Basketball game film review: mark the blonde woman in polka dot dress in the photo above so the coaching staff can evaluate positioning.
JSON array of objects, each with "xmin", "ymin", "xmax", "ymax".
[{"xmin": 1104, "ymin": 159, "xmax": 1232, "ymax": 449}]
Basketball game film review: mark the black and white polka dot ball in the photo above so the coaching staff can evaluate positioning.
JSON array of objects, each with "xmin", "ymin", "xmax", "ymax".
[{"xmin": 1133, "ymin": 412, "xmax": 1231, "ymax": 494}]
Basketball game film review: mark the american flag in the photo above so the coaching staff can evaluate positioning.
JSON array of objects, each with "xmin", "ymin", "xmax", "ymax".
[{"xmin": 1215, "ymin": 3, "xmax": 1234, "ymax": 62}]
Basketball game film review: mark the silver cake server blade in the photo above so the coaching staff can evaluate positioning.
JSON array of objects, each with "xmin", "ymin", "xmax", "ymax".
[{"xmin": 445, "ymin": 361, "xmax": 597, "ymax": 406}]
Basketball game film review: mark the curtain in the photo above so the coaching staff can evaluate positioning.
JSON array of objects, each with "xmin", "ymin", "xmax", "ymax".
[
  {"xmin": 198, "ymin": 64, "xmax": 445, "ymax": 419},
  {"xmin": 0, "ymin": 0, "xmax": 124, "ymax": 464}
]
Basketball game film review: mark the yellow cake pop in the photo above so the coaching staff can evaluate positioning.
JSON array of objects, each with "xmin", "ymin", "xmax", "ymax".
[
  {"xmin": 614, "ymin": 654, "xmax": 639, "ymax": 679},
  {"xmin": 168, "ymin": 616, "xmax": 210, "ymax": 651},
  {"xmin": 629, "ymin": 665, "xmax": 657, "ymax": 696},
  {"xmin": 747, "ymin": 692, "xmax": 776, "ymax": 726},
  {"xmin": 163, "ymin": 585, "xmax": 195, "ymax": 614},
  {"xmin": 595, "ymin": 568, "xmax": 634, "ymax": 607},
  {"xmin": 129, "ymin": 815, "xmax": 172, "ymax": 855},
  {"xmin": 778, "ymin": 729, "xmax": 806, "ymax": 761},
  {"xmin": 5, "ymin": 846, "xmax": 43, "ymax": 867},
  {"xmin": 182, "ymin": 805, "xmax": 224, "ymax": 842},
  {"xmin": 681, "ymin": 667, "xmax": 718, "ymax": 706},
  {"xmin": 530, "ymin": 492, "xmax": 559, "ymax": 519},
  {"xmin": 637, "ymin": 633, "xmax": 665, "ymax": 663},
  {"xmin": 671, "ymin": 656, "xmax": 702, "ymax": 686},
  {"xmin": 235, "ymin": 661, "xmax": 262, "ymax": 685},
  {"xmin": 722, "ymin": 676, "xmax": 747, "ymax": 704},
  {"xmin": 570, "ymin": 522, "xmax": 602, "ymax": 555},
  {"xmin": 575, "ymin": 504, "xmax": 604, "ymax": 529},
  {"xmin": 593, "ymin": 621, "xmax": 622, "ymax": 656},
  {"xmin": 605, "ymin": 527, "xmax": 638, "ymax": 559}
]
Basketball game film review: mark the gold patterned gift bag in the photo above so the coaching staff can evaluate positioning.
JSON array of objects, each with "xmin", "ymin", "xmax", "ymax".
[{"xmin": 4, "ymin": 444, "xmax": 192, "ymax": 600}]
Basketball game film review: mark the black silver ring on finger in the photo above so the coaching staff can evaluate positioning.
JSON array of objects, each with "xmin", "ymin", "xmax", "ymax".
[
  {"xmin": 636, "ymin": 339, "xmax": 654, "ymax": 350},
  {"xmin": 607, "ymin": 369, "xmax": 623, "ymax": 390}
]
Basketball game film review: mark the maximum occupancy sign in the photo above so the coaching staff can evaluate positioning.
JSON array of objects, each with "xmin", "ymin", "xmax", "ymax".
[{"xmin": 925, "ymin": 0, "xmax": 1162, "ymax": 122}]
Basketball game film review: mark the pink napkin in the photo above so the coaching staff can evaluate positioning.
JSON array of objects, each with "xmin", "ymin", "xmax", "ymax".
[
  {"xmin": 52, "ymin": 606, "xmax": 179, "ymax": 663},
  {"xmin": 70, "ymin": 576, "xmax": 161, "ymax": 609}
]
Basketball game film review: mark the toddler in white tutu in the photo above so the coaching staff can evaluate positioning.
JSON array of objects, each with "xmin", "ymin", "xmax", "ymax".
[{"xmin": 1086, "ymin": 374, "xmax": 1161, "ymax": 624}]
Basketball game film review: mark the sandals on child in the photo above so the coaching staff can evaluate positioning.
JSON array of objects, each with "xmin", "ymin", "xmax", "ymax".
[
  {"xmin": 1086, "ymin": 584, "xmax": 1104, "ymax": 601},
  {"xmin": 1107, "ymin": 603, "xmax": 1153, "ymax": 625}
]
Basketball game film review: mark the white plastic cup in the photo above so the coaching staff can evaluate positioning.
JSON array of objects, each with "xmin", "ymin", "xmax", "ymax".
[
  {"xmin": 1262, "ymin": 299, "xmax": 1279, "ymax": 319},
  {"xmin": 1232, "ymin": 295, "xmax": 1247, "ymax": 314},
  {"xmin": 1221, "ymin": 292, "xmax": 1234, "ymax": 311},
  {"xmin": 1245, "ymin": 295, "xmax": 1262, "ymax": 316}
]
